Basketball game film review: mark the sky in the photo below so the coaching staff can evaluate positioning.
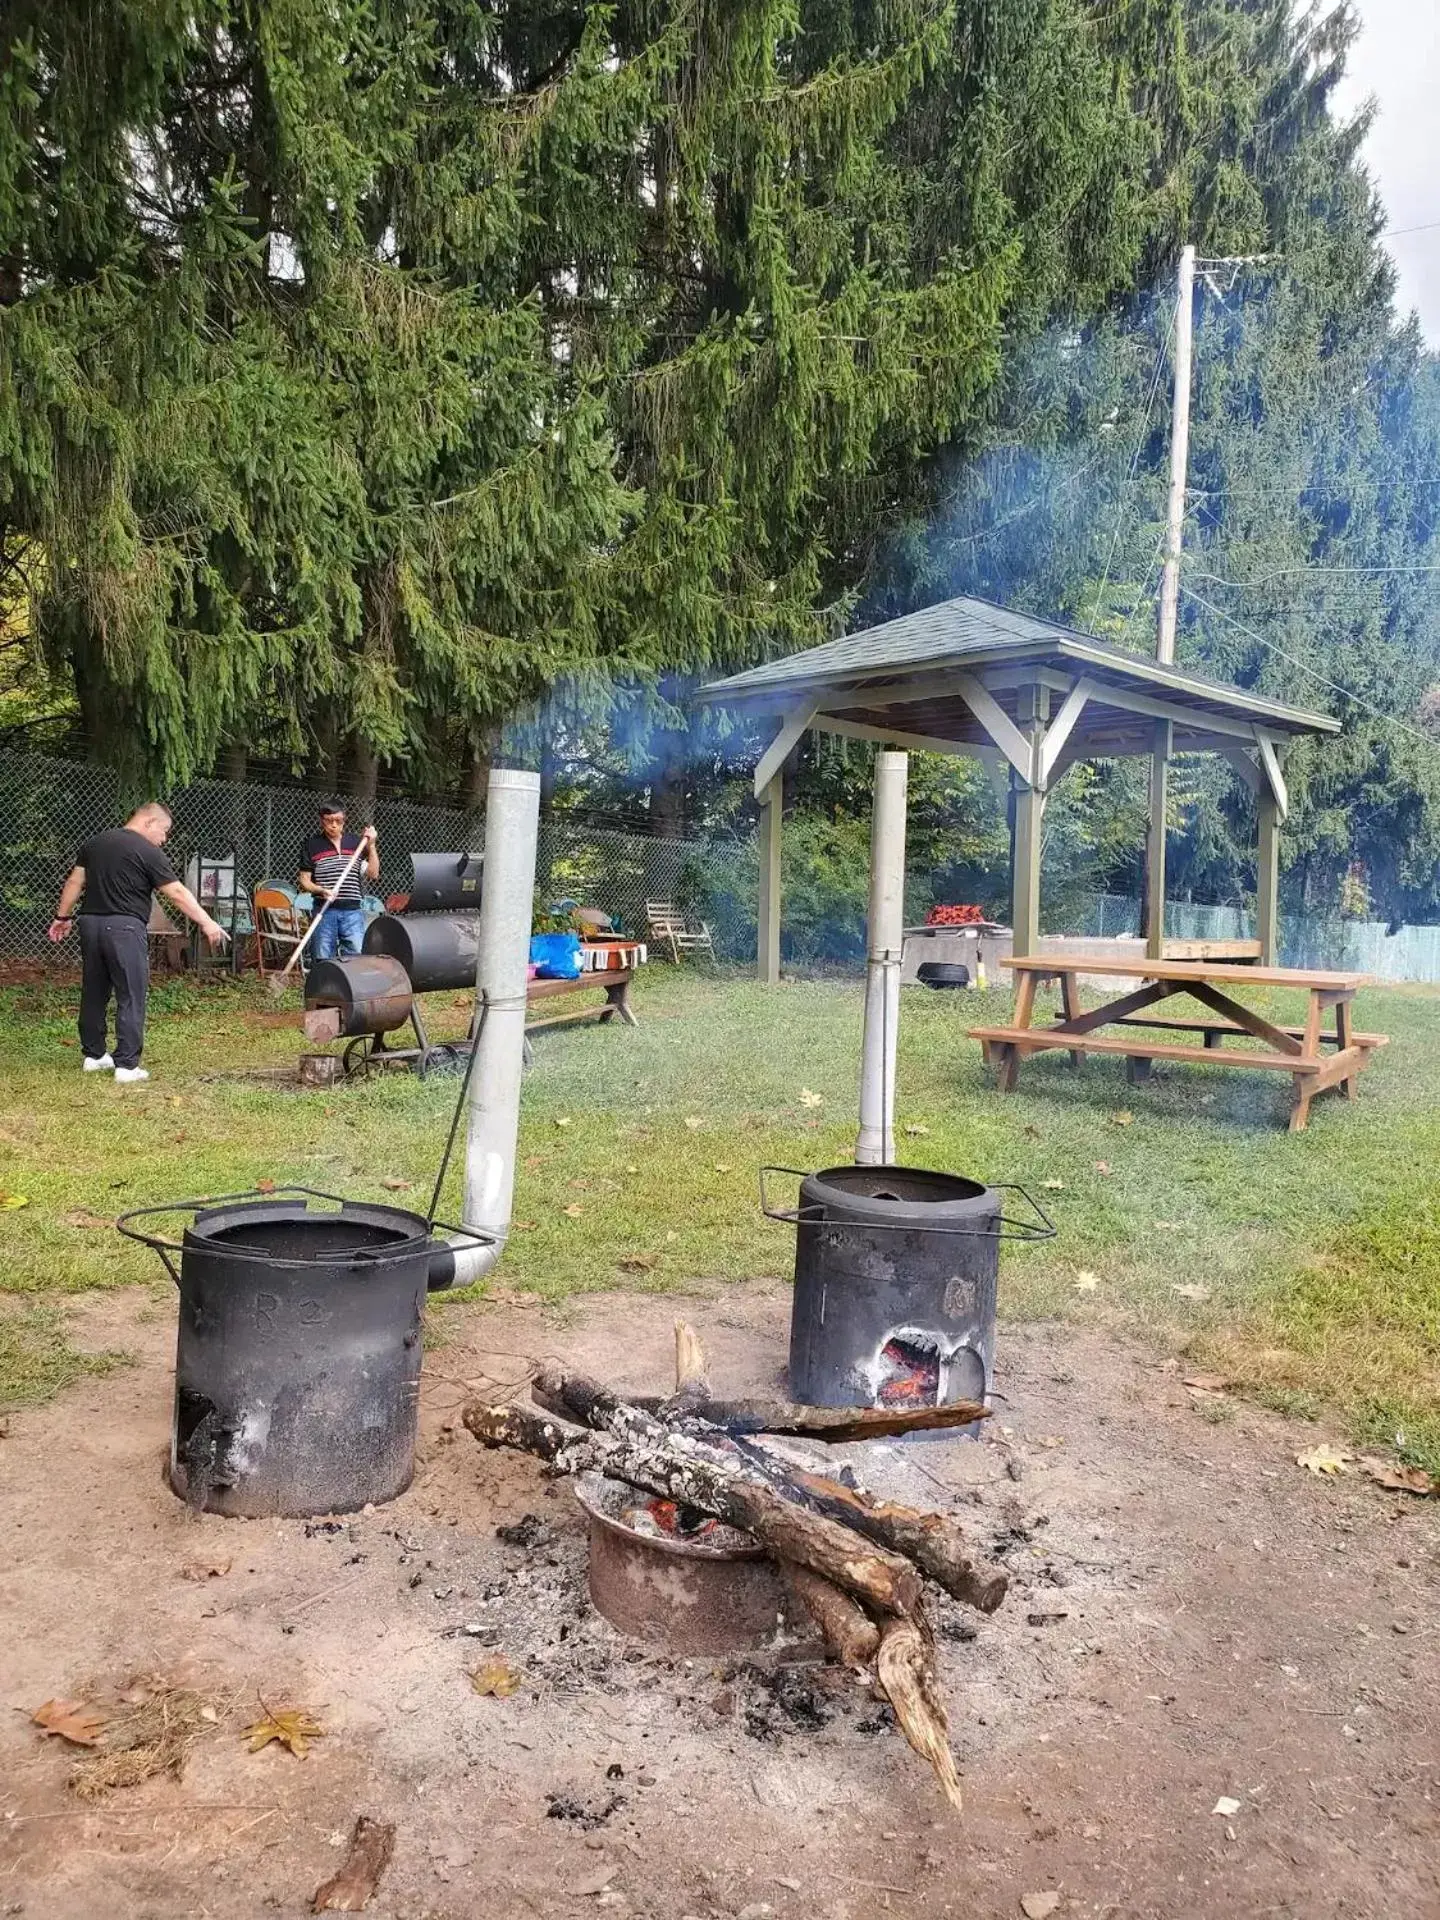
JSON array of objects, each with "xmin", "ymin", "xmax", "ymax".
[{"xmin": 1334, "ymin": 0, "xmax": 1440, "ymax": 341}]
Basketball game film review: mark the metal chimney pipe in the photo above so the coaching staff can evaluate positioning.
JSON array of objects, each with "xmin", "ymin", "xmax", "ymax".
[
  {"xmin": 431, "ymin": 767, "xmax": 541, "ymax": 1289},
  {"xmin": 855, "ymin": 750, "xmax": 908, "ymax": 1166}
]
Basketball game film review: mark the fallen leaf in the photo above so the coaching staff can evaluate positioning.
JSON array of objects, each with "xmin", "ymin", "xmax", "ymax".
[
  {"xmin": 1110, "ymin": 1110, "xmax": 1134, "ymax": 1126},
  {"xmin": 1155, "ymin": 1220, "xmax": 1183, "ymax": 1231},
  {"xmin": 1296, "ymin": 1444, "xmax": 1351, "ymax": 1477},
  {"xmin": 904, "ymin": 1123, "xmax": 931, "ymax": 1137},
  {"xmin": 1042, "ymin": 1178, "xmax": 1065, "ymax": 1191},
  {"xmin": 798, "ymin": 1089, "xmax": 823, "ymax": 1108},
  {"xmin": 683, "ymin": 1115, "xmax": 704, "ymax": 1129},
  {"xmin": 64, "ymin": 1210, "xmax": 112, "ymax": 1231},
  {"xmin": 1073, "ymin": 1271, "xmax": 1100, "ymax": 1293},
  {"xmin": 1212, "ymin": 1796, "xmax": 1242, "ymax": 1818},
  {"xmin": 1171, "ymin": 1283, "xmax": 1210, "ymax": 1302},
  {"xmin": 1023, "ymin": 1123, "xmax": 1042, "ymax": 1139},
  {"xmin": 469, "ymin": 1658, "xmax": 521, "ymax": 1699},
  {"xmin": 1182, "ymin": 1374, "xmax": 1229, "ymax": 1394},
  {"xmin": 571, "ymin": 1865, "xmax": 617, "ymax": 1898},
  {"xmin": 712, "ymin": 1162, "xmax": 732, "ymax": 1174},
  {"xmin": 562, "ymin": 1203, "xmax": 584, "ymax": 1218},
  {"xmin": 312, "ymin": 1814, "xmax": 396, "ymax": 1913},
  {"xmin": 1358, "ymin": 1457, "xmax": 1433, "ymax": 1495},
  {"xmin": 1020, "ymin": 1894, "xmax": 1062, "ymax": 1920},
  {"xmin": 30, "ymin": 1698, "xmax": 106, "ymax": 1747},
  {"xmin": 665, "ymin": 1229, "xmax": 678, "ymax": 1243},
  {"xmin": 243, "ymin": 1705, "xmax": 326, "ymax": 1758},
  {"xmin": 256, "ymin": 1178, "xmax": 277, "ymax": 1194},
  {"xmin": 180, "ymin": 1558, "xmax": 233, "ymax": 1582},
  {"xmin": 624, "ymin": 1164, "xmax": 640, "ymax": 1175},
  {"xmin": 618, "ymin": 1253, "xmax": 659, "ymax": 1273},
  {"xmin": 379, "ymin": 1178, "xmax": 412, "ymax": 1192},
  {"xmin": 554, "ymin": 1116, "xmax": 572, "ymax": 1128},
  {"xmin": 0, "ymin": 1191, "xmax": 29, "ymax": 1209},
  {"xmin": 512, "ymin": 1220, "xmax": 538, "ymax": 1232},
  {"xmin": 1092, "ymin": 1161, "xmax": 1111, "ymax": 1176}
]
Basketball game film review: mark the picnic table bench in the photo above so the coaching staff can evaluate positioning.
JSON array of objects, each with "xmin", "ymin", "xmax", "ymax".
[{"xmin": 969, "ymin": 954, "xmax": 1388, "ymax": 1132}]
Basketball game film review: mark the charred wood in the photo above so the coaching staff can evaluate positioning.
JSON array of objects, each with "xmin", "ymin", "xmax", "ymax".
[{"xmin": 462, "ymin": 1398, "xmax": 922, "ymax": 1618}]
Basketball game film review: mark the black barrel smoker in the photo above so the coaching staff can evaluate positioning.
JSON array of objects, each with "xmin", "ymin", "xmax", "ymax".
[
  {"xmin": 764, "ymin": 1165, "xmax": 1053, "ymax": 1411},
  {"xmin": 117, "ymin": 1190, "xmax": 488, "ymax": 1516},
  {"xmin": 303, "ymin": 852, "xmax": 486, "ymax": 1077}
]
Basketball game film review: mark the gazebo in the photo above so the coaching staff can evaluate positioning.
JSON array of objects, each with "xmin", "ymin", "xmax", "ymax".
[{"xmin": 699, "ymin": 593, "xmax": 1339, "ymax": 977}]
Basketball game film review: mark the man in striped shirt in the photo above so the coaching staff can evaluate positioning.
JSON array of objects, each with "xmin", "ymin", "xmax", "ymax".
[{"xmin": 297, "ymin": 802, "xmax": 380, "ymax": 964}]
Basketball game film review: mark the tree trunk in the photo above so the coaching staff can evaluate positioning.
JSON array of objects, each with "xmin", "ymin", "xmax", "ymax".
[{"xmin": 345, "ymin": 736, "xmax": 379, "ymax": 818}]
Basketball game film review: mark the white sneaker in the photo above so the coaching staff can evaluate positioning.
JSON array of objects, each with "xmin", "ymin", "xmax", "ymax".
[
  {"xmin": 114, "ymin": 1066, "xmax": 150, "ymax": 1084},
  {"xmin": 82, "ymin": 1053, "xmax": 114, "ymax": 1072}
]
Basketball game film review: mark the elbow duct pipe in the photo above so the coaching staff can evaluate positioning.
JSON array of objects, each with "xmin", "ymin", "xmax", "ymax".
[
  {"xmin": 855, "ymin": 751, "xmax": 908, "ymax": 1167},
  {"xmin": 429, "ymin": 767, "xmax": 542, "ymax": 1290}
]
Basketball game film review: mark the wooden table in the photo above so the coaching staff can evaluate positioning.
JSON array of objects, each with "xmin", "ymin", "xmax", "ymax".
[{"xmin": 969, "ymin": 955, "xmax": 1388, "ymax": 1132}]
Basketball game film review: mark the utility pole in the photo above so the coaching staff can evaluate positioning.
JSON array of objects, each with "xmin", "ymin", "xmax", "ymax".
[
  {"xmin": 1145, "ymin": 244, "xmax": 1195, "ymax": 957},
  {"xmin": 1155, "ymin": 243, "xmax": 1196, "ymax": 667}
]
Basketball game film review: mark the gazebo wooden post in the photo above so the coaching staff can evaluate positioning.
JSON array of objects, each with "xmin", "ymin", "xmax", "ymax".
[
  {"xmin": 1009, "ymin": 682, "xmax": 1047, "ymax": 958},
  {"xmin": 1256, "ymin": 787, "xmax": 1281, "ymax": 967},
  {"xmin": 757, "ymin": 773, "xmax": 783, "ymax": 984},
  {"xmin": 1144, "ymin": 719, "xmax": 1173, "ymax": 961}
]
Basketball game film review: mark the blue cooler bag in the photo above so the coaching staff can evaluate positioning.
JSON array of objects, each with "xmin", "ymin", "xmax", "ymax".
[{"xmin": 530, "ymin": 932, "xmax": 583, "ymax": 980}]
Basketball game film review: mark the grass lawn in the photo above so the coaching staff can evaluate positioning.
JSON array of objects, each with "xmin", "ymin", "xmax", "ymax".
[{"xmin": 1, "ymin": 964, "xmax": 1436, "ymax": 1469}]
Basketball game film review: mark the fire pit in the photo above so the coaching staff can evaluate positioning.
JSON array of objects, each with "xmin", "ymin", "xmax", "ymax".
[{"xmin": 573, "ymin": 1472, "xmax": 816, "ymax": 1657}]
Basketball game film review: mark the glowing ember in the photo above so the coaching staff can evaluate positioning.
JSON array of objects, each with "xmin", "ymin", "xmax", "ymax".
[
  {"xmin": 647, "ymin": 1498, "xmax": 719, "ymax": 1539},
  {"xmin": 875, "ymin": 1336, "xmax": 942, "ymax": 1407}
]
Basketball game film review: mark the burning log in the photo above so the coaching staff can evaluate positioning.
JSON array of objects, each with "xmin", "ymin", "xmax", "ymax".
[
  {"xmin": 783, "ymin": 1565, "xmax": 880, "ymax": 1669},
  {"xmin": 671, "ymin": 1320, "xmax": 711, "ymax": 1403},
  {"xmin": 652, "ymin": 1320, "xmax": 990, "ymax": 1438},
  {"xmin": 531, "ymin": 1365, "xmax": 1006, "ymax": 1613},
  {"xmin": 877, "ymin": 1619, "xmax": 964, "ymax": 1812},
  {"xmin": 462, "ymin": 1399, "xmax": 921, "ymax": 1618},
  {"xmin": 639, "ymin": 1394, "xmax": 990, "ymax": 1441}
]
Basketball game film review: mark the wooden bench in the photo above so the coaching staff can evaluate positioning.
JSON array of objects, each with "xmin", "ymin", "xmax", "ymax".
[
  {"xmin": 970, "ymin": 955, "xmax": 1388, "ymax": 1132},
  {"xmin": 525, "ymin": 968, "xmax": 637, "ymax": 1035}
]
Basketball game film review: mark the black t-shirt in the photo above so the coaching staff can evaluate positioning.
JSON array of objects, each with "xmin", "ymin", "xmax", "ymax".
[
  {"xmin": 298, "ymin": 832, "xmax": 365, "ymax": 906},
  {"xmin": 76, "ymin": 827, "xmax": 178, "ymax": 923}
]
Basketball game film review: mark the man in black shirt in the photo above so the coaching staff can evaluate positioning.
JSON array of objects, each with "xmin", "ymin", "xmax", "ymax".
[
  {"xmin": 297, "ymin": 801, "xmax": 379, "ymax": 965},
  {"xmin": 48, "ymin": 801, "xmax": 229, "ymax": 1083}
]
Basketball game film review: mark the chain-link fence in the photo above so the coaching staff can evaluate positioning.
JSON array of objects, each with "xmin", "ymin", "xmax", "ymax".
[
  {"xmin": 0, "ymin": 748, "xmax": 755, "ymax": 967},
  {"xmin": 9, "ymin": 747, "xmax": 1440, "ymax": 982}
]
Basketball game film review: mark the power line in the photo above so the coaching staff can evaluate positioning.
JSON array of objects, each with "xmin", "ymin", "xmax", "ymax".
[
  {"xmin": 1180, "ymin": 585, "xmax": 1439, "ymax": 751},
  {"xmin": 1380, "ymin": 219, "xmax": 1440, "ymax": 240},
  {"xmin": 1187, "ymin": 560, "xmax": 1440, "ymax": 589},
  {"xmin": 1087, "ymin": 296, "xmax": 1176, "ymax": 629},
  {"xmin": 1187, "ymin": 474, "xmax": 1440, "ymax": 505}
]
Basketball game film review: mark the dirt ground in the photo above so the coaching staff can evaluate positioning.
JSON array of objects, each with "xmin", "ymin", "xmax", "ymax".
[{"xmin": 2, "ymin": 1283, "xmax": 1437, "ymax": 1920}]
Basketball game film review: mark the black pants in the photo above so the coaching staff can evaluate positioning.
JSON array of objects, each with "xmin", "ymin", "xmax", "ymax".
[{"xmin": 78, "ymin": 914, "xmax": 150, "ymax": 1068}]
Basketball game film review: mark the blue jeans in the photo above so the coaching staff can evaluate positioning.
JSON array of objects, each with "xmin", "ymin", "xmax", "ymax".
[{"xmin": 311, "ymin": 906, "xmax": 367, "ymax": 965}]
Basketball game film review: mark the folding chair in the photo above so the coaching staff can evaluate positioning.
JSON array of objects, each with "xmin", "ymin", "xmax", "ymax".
[
  {"xmin": 644, "ymin": 900, "xmax": 716, "ymax": 965},
  {"xmin": 253, "ymin": 886, "xmax": 307, "ymax": 978}
]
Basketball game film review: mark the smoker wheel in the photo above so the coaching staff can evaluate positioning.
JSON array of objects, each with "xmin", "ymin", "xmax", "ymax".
[{"xmin": 916, "ymin": 961, "xmax": 970, "ymax": 989}]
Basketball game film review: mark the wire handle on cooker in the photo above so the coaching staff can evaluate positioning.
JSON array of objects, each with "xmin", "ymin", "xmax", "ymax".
[
  {"xmin": 116, "ymin": 1186, "xmax": 495, "ymax": 1285},
  {"xmin": 757, "ymin": 1166, "xmax": 1056, "ymax": 1241}
]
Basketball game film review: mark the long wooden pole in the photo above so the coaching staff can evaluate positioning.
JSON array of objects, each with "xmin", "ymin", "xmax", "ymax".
[
  {"xmin": 1156, "ymin": 245, "xmax": 1196, "ymax": 667},
  {"xmin": 1146, "ymin": 244, "xmax": 1195, "ymax": 957}
]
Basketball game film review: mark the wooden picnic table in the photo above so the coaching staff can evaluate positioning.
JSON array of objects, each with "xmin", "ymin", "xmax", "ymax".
[{"xmin": 969, "ymin": 954, "xmax": 1388, "ymax": 1132}]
